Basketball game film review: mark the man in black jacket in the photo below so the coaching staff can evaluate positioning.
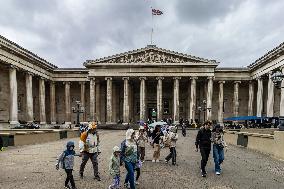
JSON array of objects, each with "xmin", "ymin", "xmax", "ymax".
[{"xmin": 195, "ymin": 121, "xmax": 212, "ymax": 177}]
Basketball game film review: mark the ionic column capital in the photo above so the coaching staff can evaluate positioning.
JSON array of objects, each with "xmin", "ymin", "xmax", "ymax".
[
  {"xmin": 25, "ymin": 71, "xmax": 34, "ymax": 76},
  {"xmin": 49, "ymin": 80, "xmax": 56, "ymax": 85},
  {"xmin": 234, "ymin": 81, "xmax": 241, "ymax": 84},
  {"xmin": 218, "ymin": 80, "xmax": 225, "ymax": 84},
  {"xmin": 105, "ymin": 77, "xmax": 112, "ymax": 80},
  {"xmin": 79, "ymin": 81, "xmax": 86, "ymax": 85},
  {"xmin": 88, "ymin": 76, "xmax": 95, "ymax": 81},
  {"xmin": 122, "ymin": 77, "xmax": 129, "ymax": 80},
  {"xmin": 173, "ymin": 77, "xmax": 181, "ymax": 80},
  {"xmin": 190, "ymin": 76, "xmax": 198, "ymax": 80},
  {"xmin": 9, "ymin": 64, "xmax": 19, "ymax": 70},
  {"xmin": 139, "ymin": 77, "xmax": 147, "ymax": 80},
  {"xmin": 156, "ymin": 76, "xmax": 164, "ymax": 80},
  {"xmin": 207, "ymin": 76, "xmax": 214, "ymax": 80},
  {"xmin": 63, "ymin": 81, "xmax": 71, "ymax": 85}
]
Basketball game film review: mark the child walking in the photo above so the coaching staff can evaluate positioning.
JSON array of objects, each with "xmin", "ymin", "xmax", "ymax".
[
  {"xmin": 56, "ymin": 141, "xmax": 78, "ymax": 189},
  {"xmin": 109, "ymin": 146, "xmax": 121, "ymax": 189}
]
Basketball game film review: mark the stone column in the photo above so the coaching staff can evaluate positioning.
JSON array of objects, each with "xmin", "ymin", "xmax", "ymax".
[
  {"xmin": 189, "ymin": 77, "xmax": 197, "ymax": 123},
  {"xmin": 280, "ymin": 67, "xmax": 284, "ymax": 116},
  {"xmin": 39, "ymin": 78, "xmax": 46, "ymax": 124},
  {"xmin": 206, "ymin": 76, "xmax": 214, "ymax": 121},
  {"xmin": 50, "ymin": 81, "xmax": 56, "ymax": 124},
  {"xmin": 89, "ymin": 78, "xmax": 95, "ymax": 121},
  {"xmin": 79, "ymin": 81, "xmax": 86, "ymax": 122},
  {"xmin": 106, "ymin": 77, "xmax": 113, "ymax": 123},
  {"xmin": 64, "ymin": 81, "xmax": 71, "ymax": 124},
  {"xmin": 9, "ymin": 66, "xmax": 18, "ymax": 125},
  {"xmin": 267, "ymin": 72, "xmax": 275, "ymax": 117},
  {"xmin": 248, "ymin": 81, "xmax": 254, "ymax": 116},
  {"xmin": 173, "ymin": 77, "xmax": 181, "ymax": 123},
  {"xmin": 156, "ymin": 77, "xmax": 164, "ymax": 121},
  {"xmin": 96, "ymin": 82, "xmax": 101, "ymax": 123},
  {"xmin": 122, "ymin": 77, "xmax": 130, "ymax": 124},
  {"xmin": 25, "ymin": 72, "xmax": 33, "ymax": 123},
  {"xmin": 218, "ymin": 81, "xmax": 225, "ymax": 124},
  {"xmin": 256, "ymin": 77, "xmax": 263, "ymax": 117},
  {"xmin": 233, "ymin": 81, "xmax": 241, "ymax": 117},
  {"xmin": 139, "ymin": 77, "xmax": 146, "ymax": 121}
]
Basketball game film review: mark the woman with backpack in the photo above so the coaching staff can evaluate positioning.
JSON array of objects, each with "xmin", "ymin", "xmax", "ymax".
[{"xmin": 212, "ymin": 124, "xmax": 227, "ymax": 175}]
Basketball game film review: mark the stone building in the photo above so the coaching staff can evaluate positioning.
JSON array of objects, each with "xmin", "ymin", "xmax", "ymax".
[{"xmin": 0, "ymin": 35, "xmax": 284, "ymax": 128}]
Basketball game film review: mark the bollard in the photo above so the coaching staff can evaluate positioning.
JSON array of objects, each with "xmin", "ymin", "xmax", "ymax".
[{"xmin": 237, "ymin": 133, "xmax": 248, "ymax": 147}]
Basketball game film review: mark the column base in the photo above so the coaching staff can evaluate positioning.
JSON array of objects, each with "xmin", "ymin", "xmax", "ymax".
[
  {"xmin": 106, "ymin": 122, "xmax": 116, "ymax": 125},
  {"xmin": 9, "ymin": 121, "xmax": 19, "ymax": 125},
  {"xmin": 51, "ymin": 122, "xmax": 57, "ymax": 125},
  {"xmin": 65, "ymin": 122, "xmax": 72, "ymax": 125},
  {"xmin": 122, "ymin": 122, "xmax": 129, "ymax": 125},
  {"xmin": 40, "ymin": 122, "xmax": 47, "ymax": 125}
]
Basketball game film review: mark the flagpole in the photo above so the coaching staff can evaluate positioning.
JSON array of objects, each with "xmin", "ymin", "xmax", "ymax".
[{"xmin": 151, "ymin": 8, "xmax": 153, "ymax": 45}]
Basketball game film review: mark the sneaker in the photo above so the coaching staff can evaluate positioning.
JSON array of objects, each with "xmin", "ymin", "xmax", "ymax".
[
  {"xmin": 124, "ymin": 183, "xmax": 130, "ymax": 188},
  {"xmin": 94, "ymin": 175, "xmax": 101, "ymax": 181},
  {"xmin": 165, "ymin": 159, "xmax": 168, "ymax": 164},
  {"xmin": 64, "ymin": 186, "xmax": 71, "ymax": 189},
  {"xmin": 156, "ymin": 159, "xmax": 159, "ymax": 163},
  {"xmin": 172, "ymin": 162, "xmax": 176, "ymax": 166},
  {"xmin": 108, "ymin": 185, "xmax": 113, "ymax": 189},
  {"xmin": 152, "ymin": 159, "xmax": 156, "ymax": 162},
  {"xmin": 79, "ymin": 172, "xmax": 83, "ymax": 179},
  {"xmin": 201, "ymin": 173, "xmax": 207, "ymax": 177},
  {"xmin": 135, "ymin": 181, "xmax": 139, "ymax": 185},
  {"xmin": 216, "ymin": 171, "xmax": 221, "ymax": 175}
]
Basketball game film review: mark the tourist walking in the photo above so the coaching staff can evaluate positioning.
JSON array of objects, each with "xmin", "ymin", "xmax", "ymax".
[
  {"xmin": 79, "ymin": 122, "xmax": 101, "ymax": 181},
  {"xmin": 165, "ymin": 126, "xmax": 178, "ymax": 165},
  {"xmin": 136, "ymin": 126, "xmax": 147, "ymax": 162},
  {"xmin": 151, "ymin": 125, "xmax": 163, "ymax": 162},
  {"xmin": 121, "ymin": 129, "xmax": 138, "ymax": 189},
  {"xmin": 56, "ymin": 141, "xmax": 78, "ymax": 189},
  {"xmin": 108, "ymin": 146, "xmax": 121, "ymax": 189},
  {"xmin": 212, "ymin": 124, "xmax": 227, "ymax": 175},
  {"xmin": 195, "ymin": 121, "xmax": 212, "ymax": 177}
]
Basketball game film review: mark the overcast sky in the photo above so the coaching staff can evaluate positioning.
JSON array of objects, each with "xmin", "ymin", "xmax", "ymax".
[{"xmin": 0, "ymin": 0, "xmax": 283, "ymax": 68}]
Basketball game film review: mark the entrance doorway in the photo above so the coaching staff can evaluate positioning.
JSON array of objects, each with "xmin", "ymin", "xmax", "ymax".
[{"xmin": 147, "ymin": 103, "xmax": 157, "ymax": 121}]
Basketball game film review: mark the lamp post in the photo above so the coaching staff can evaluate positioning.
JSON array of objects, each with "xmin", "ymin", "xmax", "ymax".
[
  {"xmin": 72, "ymin": 101, "xmax": 84, "ymax": 127},
  {"xmin": 197, "ymin": 100, "xmax": 208, "ymax": 123},
  {"xmin": 271, "ymin": 70, "xmax": 284, "ymax": 89}
]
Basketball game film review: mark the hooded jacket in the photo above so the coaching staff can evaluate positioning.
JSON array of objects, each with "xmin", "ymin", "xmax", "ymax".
[
  {"xmin": 57, "ymin": 141, "xmax": 75, "ymax": 170},
  {"xmin": 109, "ymin": 146, "xmax": 121, "ymax": 177},
  {"xmin": 120, "ymin": 129, "xmax": 138, "ymax": 163}
]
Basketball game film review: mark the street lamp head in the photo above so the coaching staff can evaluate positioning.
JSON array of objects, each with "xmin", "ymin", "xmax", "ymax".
[
  {"xmin": 271, "ymin": 70, "xmax": 284, "ymax": 89},
  {"xmin": 76, "ymin": 100, "xmax": 81, "ymax": 105},
  {"xmin": 202, "ymin": 99, "xmax": 207, "ymax": 104},
  {"xmin": 72, "ymin": 107, "xmax": 75, "ymax": 111}
]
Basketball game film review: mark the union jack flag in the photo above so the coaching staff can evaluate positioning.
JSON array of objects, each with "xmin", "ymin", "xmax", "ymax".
[{"xmin": 152, "ymin": 9, "xmax": 163, "ymax": 15}]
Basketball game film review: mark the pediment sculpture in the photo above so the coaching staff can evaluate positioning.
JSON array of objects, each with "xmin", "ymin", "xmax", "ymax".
[{"xmin": 99, "ymin": 50, "xmax": 189, "ymax": 63}]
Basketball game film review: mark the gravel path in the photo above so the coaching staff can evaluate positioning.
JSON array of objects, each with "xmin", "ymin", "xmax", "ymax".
[{"xmin": 1, "ymin": 130, "xmax": 284, "ymax": 189}]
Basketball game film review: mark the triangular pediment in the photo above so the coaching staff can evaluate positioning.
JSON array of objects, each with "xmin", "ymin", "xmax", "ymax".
[{"xmin": 85, "ymin": 45, "xmax": 217, "ymax": 65}]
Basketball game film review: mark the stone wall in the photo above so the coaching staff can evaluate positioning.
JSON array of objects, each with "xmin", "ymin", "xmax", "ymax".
[{"xmin": 0, "ymin": 66, "xmax": 9, "ymax": 123}]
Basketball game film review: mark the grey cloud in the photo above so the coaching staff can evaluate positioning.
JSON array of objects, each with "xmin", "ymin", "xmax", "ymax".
[
  {"xmin": 0, "ymin": 0, "xmax": 283, "ymax": 68},
  {"xmin": 174, "ymin": 0, "xmax": 244, "ymax": 24}
]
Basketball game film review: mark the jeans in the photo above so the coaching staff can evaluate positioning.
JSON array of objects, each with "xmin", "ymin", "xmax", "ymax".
[
  {"xmin": 213, "ymin": 144, "xmax": 224, "ymax": 172},
  {"xmin": 124, "ymin": 161, "xmax": 136, "ymax": 189},
  {"xmin": 109, "ymin": 175, "xmax": 120, "ymax": 189},
  {"xmin": 153, "ymin": 144, "xmax": 160, "ymax": 160},
  {"xmin": 79, "ymin": 152, "xmax": 99, "ymax": 176},
  {"xmin": 200, "ymin": 147, "xmax": 211, "ymax": 174},
  {"xmin": 65, "ymin": 169, "xmax": 75, "ymax": 188},
  {"xmin": 165, "ymin": 147, "xmax": 177, "ymax": 164},
  {"xmin": 139, "ymin": 147, "xmax": 145, "ymax": 161}
]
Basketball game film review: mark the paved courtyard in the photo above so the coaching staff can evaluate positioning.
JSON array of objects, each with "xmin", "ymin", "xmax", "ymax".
[{"xmin": 1, "ymin": 130, "xmax": 284, "ymax": 189}]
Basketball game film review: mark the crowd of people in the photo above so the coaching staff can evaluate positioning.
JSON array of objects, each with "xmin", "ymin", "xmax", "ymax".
[{"xmin": 55, "ymin": 121, "xmax": 227, "ymax": 189}]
